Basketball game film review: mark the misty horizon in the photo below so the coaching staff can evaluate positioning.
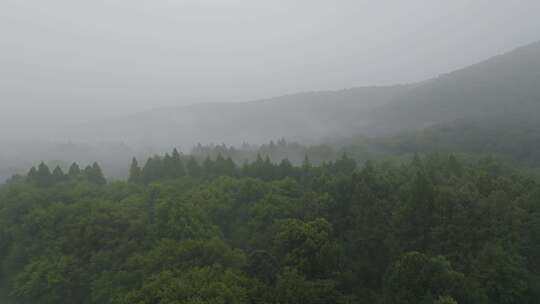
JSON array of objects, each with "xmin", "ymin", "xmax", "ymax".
[
  {"xmin": 3, "ymin": 4, "xmax": 540, "ymax": 303},
  {"xmin": 2, "ymin": 0, "xmax": 540, "ymax": 137}
]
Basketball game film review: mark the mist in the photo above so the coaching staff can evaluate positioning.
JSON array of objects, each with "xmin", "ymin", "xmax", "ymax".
[
  {"xmin": 1, "ymin": 0, "xmax": 540, "ymax": 180},
  {"xmin": 4, "ymin": 3, "xmax": 540, "ymax": 302},
  {"xmin": 2, "ymin": 0, "xmax": 540, "ymax": 137}
]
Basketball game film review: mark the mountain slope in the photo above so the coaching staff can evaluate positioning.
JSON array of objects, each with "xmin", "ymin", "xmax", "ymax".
[
  {"xmin": 66, "ymin": 86, "xmax": 409, "ymax": 147},
  {"xmin": 66, "ymin": 41, "xmax": 540, "ymax": 147},
  {"xmin": 368, "ymin": 41, "xmax": 540, "ymax": 133}
]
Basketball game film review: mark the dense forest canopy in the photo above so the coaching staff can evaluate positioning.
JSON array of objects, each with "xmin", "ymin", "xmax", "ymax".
[
  {"xmin": 2, "ymin": 2, "xmax": 539, "ymax": 303},
  {"xmin": 1, "ymin": 41, "xmax": 539, "ymax": 301},
  {"xmin": 1, "ymin": 151, "xmax": 540, "ymax": 303}
]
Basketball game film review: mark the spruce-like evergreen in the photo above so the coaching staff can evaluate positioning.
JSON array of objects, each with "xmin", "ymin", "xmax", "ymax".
[
  {"xmin": 186, "ymin": 156, "xmax": 201, "ymax": 177},
  {"xmin": 68, "ymin": 162, "xmax": 81, "ymax": 178},
  {"xmin": 171, "ymin": 148, "xmax": 185, "ymax": 177},
  {"xmin": 91, "ymin": 162, "xmax": 106, "ymax": 185},
  {"xmin": 27, "ymin": 166, "xmax": 37, "ymax": 182},
  {"xmin": 128, "ymin": 157, "xmax": 142, "ymax": 183},
  {"xmin": 35, "ymin": 162, "xmax": 52, "ymax": 187},
  {"xmin": 52, "ymin": 166, "xmax": 66, "ymax": 183},
  {"xmin": 83, "ymin": 162, "xmax": 106, "ymax": 185}
]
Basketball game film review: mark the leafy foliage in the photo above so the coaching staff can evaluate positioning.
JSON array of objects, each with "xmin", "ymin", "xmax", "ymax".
[{"xmin": 1, "ymin": 152, "xmax": 540, "ymax": 303}]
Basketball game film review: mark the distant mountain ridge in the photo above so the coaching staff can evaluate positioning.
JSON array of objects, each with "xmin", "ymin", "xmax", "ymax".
[
  {"xmin": 65, "ymin": 40, "xmax": 540, "ymax": 148},
  {"xmin": 368, "ymin": 40, "xmax": 540, "ymax": 133},
  {"xmin": 66, "ymin": 85, "xmax": 410, "ymax": 147}
]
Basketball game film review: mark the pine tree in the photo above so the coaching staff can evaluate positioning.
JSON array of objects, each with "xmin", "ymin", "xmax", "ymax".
[
  {"xmin": 172, "ymin": 148, "xmax": 181, "ymax": 160},
  {"xmin": 27, "ymin": 166, "xmax": 37, "ymax": 183},
  {"xmin": 141, "ymin": 157, "xmax": 164, "ymax": 183},
  {"xmin": 68, "ymin": 162, "xmax": 81, "ymax": 179},
  {"xmin": 278, "ymin": 159, "xmax": 294, "ymax": 179},
  {"xmin": 141, "ymin": 157, "xmax": 154, "ymax": 183},
  {"xmin": 163, "ymin": 153, "xmax": 174, "ymax": 178},
  {"xmin": 35, "ymin": 162, "xmax": 52, "ymax": 187},
  {"xmin": 334, "ymin": 153, "xmax": 356, "ymax": 174},
  {"xmin": 83, "ymin": 165, "xmax": 93, "ymax": 181},
  {"xmin": 91, "ymin": 162, "xmax": 106, "ymax": 185},
  {"xmin": 128, "ymin": 157, "xmax": 142, "ymax": 183},
  {"xmin": 302, "ymin": 154, "xmax": 312, "ymax": 170},
  {"xmin": 301, "ymin": 154, "xmax": 312, "ymax": 180},
  {"xmin": 186, "ymin": 156, "xmax": 201, "ymax": 177},
  {"xmin": 214, "ymin": 154, "xmax": 226, "ymax": 176},
  {"xmin": 252, "ymin": 154, "xmax": 265, "ymax": 178},
  {"xmin": 224, "ymin": 157, "xmax": 236, "ymax": 176},
  {"xmin": 171, "ymin": 148, "xmax": 185, "ymax": 177},
  {"xmin": 263, "ymin": 156, "xmax": 274, "ymax": 180},
  {"xmin": 84, "ymin": 162, "xmax": 106, "ymax": 185},
  {"xmin": 52, "ymin": 166, "xmax": 66, "ymax": 183},
  {"xmin": 203, "ymin": 156, "xmax": 213, "ymax": 176}
]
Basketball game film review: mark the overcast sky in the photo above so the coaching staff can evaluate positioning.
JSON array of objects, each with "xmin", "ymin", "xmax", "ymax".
[{"xmin": 1, "ymin": 0, "xmax": 540, "ymax": 129}]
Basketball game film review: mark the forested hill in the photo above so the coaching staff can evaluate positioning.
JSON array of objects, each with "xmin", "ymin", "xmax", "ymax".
[
  {"xmin": 66, "ymin": 85, "xmax": 409, "ymax": 146},
  {"xmin": 368, "ymin": 40, "xmax": 540, "ymax": 133},
  {"xmin": 64, "ymin": 41, "xmax": 540, "ymax": 147},
  {"xmin": 2, "ymin": 41, "xmax": 539, "ymax": 183},
  {"xmin": 2, "ymin": 152, "xmax": 540, "ymax": 303}
]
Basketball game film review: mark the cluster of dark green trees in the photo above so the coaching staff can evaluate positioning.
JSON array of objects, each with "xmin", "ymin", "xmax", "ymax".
[
  {"xmin": 1, "ymin": 152, "xmax": 540, "ymax": 304},
  {"xmin": 128, "ymin": 148, "xmax": 188, "ymax": 183},
  {"xmin": 190, "ymin": 139, "xmax": 336, "ymax": 166},
  {"xmin": 26, "ymin": 162, "xmax": 106, "ymax": 186},
  {"xmin": 189, "ymin": 123, "xmax": 540, "ymax": 175},
  {"xmin": 131, "ymin": 148, "xmax": 356, "ymax": 184}
]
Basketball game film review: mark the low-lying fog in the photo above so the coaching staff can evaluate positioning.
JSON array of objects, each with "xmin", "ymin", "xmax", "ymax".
[{"xmin": 1, "ymin": 0, "xmax": 539, "ymax": 181}]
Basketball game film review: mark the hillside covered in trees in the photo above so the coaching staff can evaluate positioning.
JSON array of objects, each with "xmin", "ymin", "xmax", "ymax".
[
  {"xmin": 2, "ymin": 2, "xmax": 539, "ymax": 304},
  {"xmin": 1, "ymin": 151, "xmax": 540, "ymax": 304},
  {"xmin": 62, "ymin": 41, "xmax": 540, "ymax": 147},
  {"xmin": 2, "ymin": 41, "xmax": 539, "ymax": 184}
]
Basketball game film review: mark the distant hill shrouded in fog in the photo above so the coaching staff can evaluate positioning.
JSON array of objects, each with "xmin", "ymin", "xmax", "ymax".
[
  {"xmin": 367, "ymin": 40, "xmax": 540, "ymax": 134},
  {"xmin": 1, "ymin": 41, "xmax": 540, "ymax": 182},
  {"xmin": 64, "ymin": 86, "xmax": 409, "ymax": 146},
  {"xmin": 64, "ymin": 41, "xmax": 540, "ymax": 147}
]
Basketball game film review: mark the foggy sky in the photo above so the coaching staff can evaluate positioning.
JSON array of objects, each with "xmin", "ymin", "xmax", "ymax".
[{"xmin": 1, "ymin": 0, "xmax": 540, "ymax": 136}]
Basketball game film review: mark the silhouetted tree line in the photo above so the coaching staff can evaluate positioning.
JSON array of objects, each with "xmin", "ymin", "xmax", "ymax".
[
  {"xmin": 129, "ymin": 148, "xmax": 357, "ymax": 183},
  {"xmin": 26, "ymin": 161, "xmax": 106, "ymax": 186},
  {"xmin": 190, "ymin": 139, "xmax": 339, "ymax": 167}
]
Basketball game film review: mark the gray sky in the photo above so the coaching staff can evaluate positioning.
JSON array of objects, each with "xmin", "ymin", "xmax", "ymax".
[{"xmin": 1, "ymin": 0, "xmax": 540, "ymax": 131}]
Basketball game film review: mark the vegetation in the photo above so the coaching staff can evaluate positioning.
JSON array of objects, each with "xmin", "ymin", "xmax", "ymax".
[{"xmin": 1, "ymin": 150, "xmax": 539, "ymax": 304}]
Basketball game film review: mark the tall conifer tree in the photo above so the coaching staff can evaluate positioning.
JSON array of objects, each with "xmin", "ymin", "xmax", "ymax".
[{"xmin": 128, "ymin": 157, "xmax": 142, "ymax": 183}]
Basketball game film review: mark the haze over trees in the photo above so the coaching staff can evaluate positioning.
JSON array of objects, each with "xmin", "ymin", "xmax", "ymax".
[
  {"xmin": 1, "ymin": 2, "xmax": 540, "ymax": 303},
  {"xmin": 2, "ymin": 151, "xmax": 540, "ymax": 303},
  {"xmin": 2, "ymin": 41, "xmax": 540, "ymax": 183},
  {"xmin": 62, "ymin": 41, "xmax": 540, "ymax": 146}
]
